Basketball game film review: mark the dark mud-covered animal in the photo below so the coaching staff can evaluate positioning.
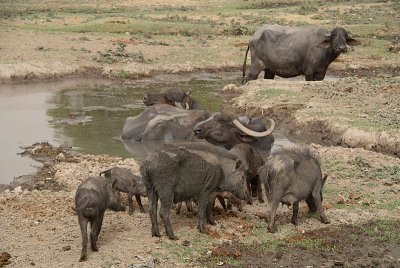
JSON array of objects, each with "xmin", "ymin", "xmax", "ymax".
[
  {"xmin": 230, "ymin": 143, "xmax": 265, "ymax": 204},
  {"xmin": 257, "ymin": 145, "xmax": 330, "ymax": 233},
  {"xmin": 143, "ymin": 88, "xmax": 206, "ymax": 111},
  {"xmin": 100, "ymin": 167, "xmax": 147, "ymax": 214},
  {"xmin": 243, "ymin": 24, "xmax": 360, "ymax": 82},
  {"xmin": 140, "ymin": 145, "xmax": 250, "ymax": 240},
  {"xmin": 75, "ymin": 176, "xmax": 126, "ymax": 262},
  {"xmin": 193, "ymin": 112, "xmax": 275, "ymax": 152},
  {"xmin": 121, "ymin": 104, "xmax": 210, "ymax": 142}
]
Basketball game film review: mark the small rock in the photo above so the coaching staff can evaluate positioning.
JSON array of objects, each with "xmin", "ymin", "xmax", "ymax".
[
  {"xmin": 13, "ymin": 186, "xmax": 22, "ymax": 194},
  {"xmin": 62, "ymin": 245, "xmax": 71, "ymax": 251},
  {"xmin": 181, "ymin": 240, "xmax": 191, "ymax": 247}
]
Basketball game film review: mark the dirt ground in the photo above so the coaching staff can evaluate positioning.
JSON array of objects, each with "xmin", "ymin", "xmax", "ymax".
[{"xmin": 0, "ymin": 1, "xmax": 399, "ymax": 267}]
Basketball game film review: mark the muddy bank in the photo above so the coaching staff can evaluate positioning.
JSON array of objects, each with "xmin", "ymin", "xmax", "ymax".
[{"xmin": 233, "ymin": 78, "xmax": 400, "ymax": 157}]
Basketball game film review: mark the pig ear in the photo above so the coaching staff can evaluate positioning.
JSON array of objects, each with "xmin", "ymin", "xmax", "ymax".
[
  {"xmin": 235, "ymin": 160, "xmax": 248, "ymax": 172},
  {"xmin": 111, "ymin": 179, "xmax": 118, "ymax": 189},
  {"xmin": 322, "ymin": 174, "xmax": 328, "ymax": 187}
]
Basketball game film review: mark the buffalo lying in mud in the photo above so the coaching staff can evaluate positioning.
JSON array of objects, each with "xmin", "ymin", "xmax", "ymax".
[
  {"xmin": 193, "ymin": 112, "xmax": 275, "ymax": 152},
  {"xmin": 121, "ymin": 104, "xmax": 210, "ymax": 142},
  {"xmin": 243, "ymin": 24, "xmax": 360, "ymax": 82},
  {"xmin": 143, "ymin": 88, "xmax": 206, "ymax": 110},
  {"xmin": 257, "ymin": 145, "xmax": 330, "ymax": 233},
  {"xmin": 140, "ymin": 144, "xmax": 250, "ymax": 240}
]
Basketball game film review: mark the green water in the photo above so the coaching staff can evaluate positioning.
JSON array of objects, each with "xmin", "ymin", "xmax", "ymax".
[{"xmin": 47, "ymin": 73, "xmax": 239, "ymax": 158}]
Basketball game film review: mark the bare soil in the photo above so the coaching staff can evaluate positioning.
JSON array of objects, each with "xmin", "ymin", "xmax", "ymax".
[{"xmin": 0, "ymin": 1, "xmax": 399, "ymax": 267}]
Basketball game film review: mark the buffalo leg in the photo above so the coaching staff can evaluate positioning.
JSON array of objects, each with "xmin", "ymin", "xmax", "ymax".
[
  {"xmin": 128, "ymin": 192, "xmax": 134, "ymax": 215},
  {"xmin": 148, "ymin": 190, "xmax": 160, "ymax": 238},
  {"xmin": 90, "ymin": 212, "xmax": 104, "ymax": 252},
  {"xmin": 135, "ymin": 195, "xmax": 146, "ymax": 213},
  {"xmin": 305, "ymin": 73, "xmax": 314, "ymax": 81},
  {"xmin": 159, "ymin": 196, "xmax": 178, "ymax": 240},
  {"xmin": 290, "ymin": 201, "xmax": 299, "ymax": 226},
  {"xmin": 247, "ymin": 55, "xmax": 265, "ymax": 81},
  {"xmin": 264, "ymin": 69, "xmax": 275, "ymax": 79},
  {"xmin": 78, "ymin": 214, "xmax": 89, "ymax": 262}
]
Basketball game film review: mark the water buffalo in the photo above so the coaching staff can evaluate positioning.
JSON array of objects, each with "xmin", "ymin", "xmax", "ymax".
[
  {"xmin": 243, "ymin": 24, "xmax": 361, "ymax": 82},
  {"xmin": 193, "ymin": 112, "xmax": 275, "ymax": 152},
  {"xmin": 257, "ymin": 145, "xmax": 330, "ymax": 233},
  {"xmin": 121, "ymin": 104, "xmax": 209, "ymax": 142},
  {"xmin": 143, "ymin": 88, "xmax": 206, "ymax": 110},
  {"xmin": 140, "ymin": 145, "xmax": 250, "ymax": 240}
]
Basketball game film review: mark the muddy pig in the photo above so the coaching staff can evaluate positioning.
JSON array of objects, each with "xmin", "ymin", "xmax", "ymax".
[
  {"xmin": 140, "ymin": 146, "xmax": 249, "ymax": 240},
  {"xmin": 100, "ymin": 167, "xmax": 147, "ymax": 214},
  {"xmin": 75, "ymin": 176, "xmax": 126, "ymax": 262},
  {"xmin": 257, "ymin": 145, "xmax": 330, "ymax": 233}
]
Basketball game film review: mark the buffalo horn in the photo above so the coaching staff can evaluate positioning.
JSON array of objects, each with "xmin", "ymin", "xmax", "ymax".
[{"xmin": 232, "ymin": 118, "xmax": 275, "ymax": 137}]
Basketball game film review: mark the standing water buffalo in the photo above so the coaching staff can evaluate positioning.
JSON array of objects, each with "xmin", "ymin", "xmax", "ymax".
[
  {"xmin": 143, "ymin": 88, "xmax": 206, "ymax": 110},
  {"xmin": 257, "ymin": 145, "xmax": 330, "ymax": 233},
  {"xmin": 140, "ymin": 145, "xmax": 250, "ymax": 240},
  {"xmin": 100, "ymin": 167, "xmax": 147, "ymax": 214},
  {"xmin": 243, "ymin": 24, "xmax": 360, "ymax": 82},
  {"xmin": 193, "ymin": 112, "xmax": 275, "ymax": 152},
  {"xmin": 75, "ymin": 176, "xmax": 126, "ymax": 262}
]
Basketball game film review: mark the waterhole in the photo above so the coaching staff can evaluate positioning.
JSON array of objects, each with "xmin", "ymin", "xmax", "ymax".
[{"xmin": 0, "ymin": 72, "xmax": 240, "ymax": 184}]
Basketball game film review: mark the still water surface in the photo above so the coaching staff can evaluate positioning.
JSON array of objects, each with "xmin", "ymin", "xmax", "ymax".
[{"xmin": 0, "ymin": 73, "xmax": 239, "ymax": 184}]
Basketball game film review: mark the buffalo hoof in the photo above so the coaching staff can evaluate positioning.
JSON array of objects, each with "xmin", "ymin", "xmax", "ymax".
[
  {"xmin": 268, "ymin": 225, "xmax": 277, "ymax": 233},
  {"xmin": 128, "ymin": 210, "xmax": 134, "ymax": 215},
  {"xmin": 79, "ymin": 255, "xmax": 87, "ymax": 262},
  {"xmin": 168, "ymin": 235, "xmax": 179, "ymax": 241},
  {"xmin": 91, "ymin": 245, "xmax": 98, "ymax": 252},
  {"xmin": 258, "ymin": 198, "xmax": 265, "ymax": 203},
  {"xmin": 152, "ymin": 231, "xmax": 161, "ymax": 238},
  {"xmin": 321, "ymin": 217, "xmax": 331, "ymax": 224},
  {"xmin": 139, "ymin": 208, "xmax": 146, "ymax": 213},
  {"xmin": 290, "ymin": 218, "xmax": 298, "ymax": 226}
]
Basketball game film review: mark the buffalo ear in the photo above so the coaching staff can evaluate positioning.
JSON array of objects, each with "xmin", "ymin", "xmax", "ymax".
[
  {"xmin": 237, "ymin": 132, "xmax": 257, "ymax": 143},
  {"xmin": 318, "ymin": 39, "xmax": 331, "ymax": 48},
  {"xmin": 346, "ymin": 38, "xmax": 361, "ymax": 46}
]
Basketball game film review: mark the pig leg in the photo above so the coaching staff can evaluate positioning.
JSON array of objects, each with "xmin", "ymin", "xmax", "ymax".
[
  {"xmin": 196, "ymin": 194, "xmax": 209, "ymax": 233},
  {"xmin": 175, "ymin": 202, "xmax": 182, "ymax": 215},
  {"xmin": 290, "ymin": 201, "xmax": 299, "ymax": 226},
  {"xmin": 205, "ymin": 202, "xmax": 215, "ymax": 225},
  {"xmin": 256, "ymin": 176, "xmax": 264, "ymax": 203},
  {"xmin": 159, "ymin": 196, "xmax": 178, "ymax": 240},
  {"xmin": 312, "ymin": 187, "xmax": 330, "ymax": 224},
  {"xmin": 90, "ymin": 212, "xmax": 104, "ymax": 252},
  {"xmin": 135, "ymin": 195, "xmax": 146, "ymax": 213},
  {"xmin": 128, "ymin": 192, "xmax": 134, "ymax": 215},
  {"xmin": 267, "ymin": 200, "xmax": 280, "ymax": 233},
  {"xmin": 78, "ymin": 214, "xmax": 89, "ymax": 262},
  {"xmin": 148, "ymin": 190, "xmax": 161, "ymax": 238},
  {"xmin": 306, "ymin": 194, "xmax": 317, "ymax": 213}
]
